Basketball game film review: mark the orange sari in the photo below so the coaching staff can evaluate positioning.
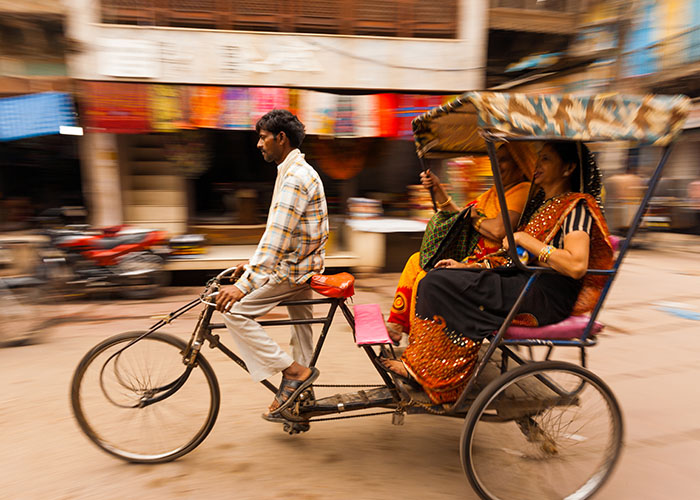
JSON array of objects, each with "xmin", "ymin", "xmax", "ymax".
[
  {"xmin": 403, "ymin": 192, "xmax": 613, "ymax": 404},
  {"xmin": 388, "ymin": 182, "xmax": 530, "ymax": 332}
]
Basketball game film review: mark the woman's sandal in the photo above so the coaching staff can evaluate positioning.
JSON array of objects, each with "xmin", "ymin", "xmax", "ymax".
[{"xmin": 263, "ymin": 367, "xmax": 320, "ymax": 421}]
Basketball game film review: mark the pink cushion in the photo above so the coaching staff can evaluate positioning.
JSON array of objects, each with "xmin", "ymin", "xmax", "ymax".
[
  {"xmin": 354, "ymin": 304, "xmax": 393, "ymax": 345},
  {"xmin": 608, "ymin": 235, "xmax": 621, "ymax": 252},
  {"xmin": 504, "ymin": 315, "xmax": 604, "ymax": 340}
]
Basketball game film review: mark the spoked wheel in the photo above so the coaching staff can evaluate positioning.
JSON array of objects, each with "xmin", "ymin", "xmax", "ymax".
[
  {"xmin": 461, "ymin": 361, "xmax": 623, "ymax": 500},
  {"xmin": 71, "ymin": 331, "xmax": 220, "ymax": 463}
]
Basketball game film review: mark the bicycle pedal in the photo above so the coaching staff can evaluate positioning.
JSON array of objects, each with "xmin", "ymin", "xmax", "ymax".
[
  {"xmin": 283, "ymin": 421, "xmax": 310, "ymax": 435},
  {"xmin": 298, "ymin": 387, "xmax": 316, "ymax": 405}
]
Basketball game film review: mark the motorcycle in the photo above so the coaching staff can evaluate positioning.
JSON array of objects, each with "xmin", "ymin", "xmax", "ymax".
[{"xmin": 41, "ymin": 224, "xmax": 171, "ymax": 299}]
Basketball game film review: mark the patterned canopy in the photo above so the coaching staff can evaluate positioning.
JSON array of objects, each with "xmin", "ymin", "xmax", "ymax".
[{"xmin": 412, "ymin": 92, "xmax": 691, "ymax": 158}]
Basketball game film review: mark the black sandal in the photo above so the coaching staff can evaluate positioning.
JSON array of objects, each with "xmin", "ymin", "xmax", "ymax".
[{"xmin": 266, "ymin": 367, "xmax": 320, "ymax": 418}]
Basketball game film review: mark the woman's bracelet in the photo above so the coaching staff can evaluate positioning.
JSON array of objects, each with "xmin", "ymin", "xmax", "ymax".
[
  {"xmin": 436, "ymin": 196, "xmax": 453, "ymax": 210},
  {"xmin": 538, "ymin": 245, "xmax": 555, "ymax": 263},
  {"xmin": 473, "ymin": 217, "xmax": 485, "ymax": 231}
]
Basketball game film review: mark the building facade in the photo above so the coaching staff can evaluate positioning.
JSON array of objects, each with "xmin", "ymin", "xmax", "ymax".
[{"xmin": 64, "ymin": 0, "xmax": 488, "ymax": 236}]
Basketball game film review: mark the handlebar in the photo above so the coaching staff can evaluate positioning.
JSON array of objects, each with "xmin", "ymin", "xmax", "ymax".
[
  {"xmin": 215, "ymin": 266, "xmax": 241, "ymax": 279},
  {"xmin": 200, "ymin": 265, "xmax": 244, "ymax": 306}
]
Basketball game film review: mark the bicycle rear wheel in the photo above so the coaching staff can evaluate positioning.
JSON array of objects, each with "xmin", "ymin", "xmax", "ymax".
[
  {"xmin": 461, "ymin": 360, "xmax": 623, "ymax": 500},
  {"xmin": 71, "ymin": 331, "xmax": 220, "ymax": 463}
]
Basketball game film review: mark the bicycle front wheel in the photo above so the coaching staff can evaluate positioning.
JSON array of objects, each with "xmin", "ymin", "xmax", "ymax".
[
  {"xmin": 461, "ymin": 360, "xmax": 623, "ymax": 500},
  {"xmin": 71, "ymin": 331, "xmax": 220, "ymax": 463}
]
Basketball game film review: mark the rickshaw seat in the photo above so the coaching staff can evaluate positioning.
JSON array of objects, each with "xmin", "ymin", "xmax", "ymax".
[
  {"xmin": 504, "ymin": 315, "xmax": 603, "ymax": 340},
  {"xmin": 310, "ymin": 272, "xmax": 355, "ymax": 298},
  {"xmin": 353, "ymin": 303, "xmax": 393, "ymax": 345}
]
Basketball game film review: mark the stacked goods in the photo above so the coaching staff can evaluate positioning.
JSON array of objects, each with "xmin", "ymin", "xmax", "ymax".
[
  {"xmin": 169, "ymin": 234, "xmax": 207, "ymax": 258},
  {"xmin": 347, "ymin": 197, "xmax": 383, "ymax": 219},
  {"xmin": 408, "ymin": 184, "xmax": 446, "ymax": 221},
  {"xmin": 445, "ymin": 155, "xmax": 493, "ymax": 206}
]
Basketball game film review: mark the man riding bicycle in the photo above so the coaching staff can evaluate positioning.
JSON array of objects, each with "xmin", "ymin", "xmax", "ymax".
[{"xmin": 215, "ymin": 109, "xmax": 328, "ymax": 419}]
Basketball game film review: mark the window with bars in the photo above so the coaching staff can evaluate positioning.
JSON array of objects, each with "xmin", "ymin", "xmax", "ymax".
[{"xmin": 99, "ymin": 0, "xmax": 458, "ymax": 39}]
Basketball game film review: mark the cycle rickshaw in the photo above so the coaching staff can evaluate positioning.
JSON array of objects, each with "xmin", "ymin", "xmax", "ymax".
[{"xmin": 70, "ymin": 92, "xmax": 690, "ymax": 500}]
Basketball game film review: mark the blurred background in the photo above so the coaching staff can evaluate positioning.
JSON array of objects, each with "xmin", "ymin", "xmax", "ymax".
[
  {"xmin": 2, "ymin": 4, "xmax": 700, "ymax": 498},
  {"xmin": 0, "ymin": 0, "xmax": 698, "ymax": 283}
]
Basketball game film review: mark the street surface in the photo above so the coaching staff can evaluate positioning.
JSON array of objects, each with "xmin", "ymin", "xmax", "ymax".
[{"xmin": 2, "ymin": 234, "xmax": 700, "ymax": 500}]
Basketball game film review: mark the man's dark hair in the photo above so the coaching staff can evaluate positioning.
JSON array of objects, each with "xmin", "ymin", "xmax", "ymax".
[{"xmin": 255, "ymin": 109, "xmax": 306, "ymax": 149}]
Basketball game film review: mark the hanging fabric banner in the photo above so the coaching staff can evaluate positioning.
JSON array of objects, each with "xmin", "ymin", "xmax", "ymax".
[
  {"xmin": 249, "ymin": 88, "xmax": 290, "ymax": 125},
  {"xmin": 354, "ymin": 94, "xmax": 381, "ymax": 137},
  {"xmin": 334, "ymin": 95, "xmax": 356, "ymax": 137},
  {"xmin": 219, "ymin": 87, "xmax": 252, "ymax": 130},
  {"xmin": 297, "ymin": 90, "xmax": 336, "ymax": 135},
  {"xmin": 189, "ymin": 86, "xmax": 225, "ymax": 128},
  {"xmin": 149, "ymin": 84, "xmax": 184, "ymax": 132},
  {"xmin": 81, "ymin": 82, "xmax": 151, "ymax": 133},
  {"xmin": 396, "ymin": 94, "xmax": 445, "ymax": 138},
  {"xmin": 377, "ymin": 93, "xmax": 399, "ymax": 137}
]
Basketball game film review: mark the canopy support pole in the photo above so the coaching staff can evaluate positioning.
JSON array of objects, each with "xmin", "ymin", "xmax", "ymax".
[{"xmin": 418, "ymin": 157, "xmax": 438, "ymax": 212}]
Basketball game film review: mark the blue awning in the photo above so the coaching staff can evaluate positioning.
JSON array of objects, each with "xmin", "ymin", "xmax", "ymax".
[{"xmin": 0, "ymin": 92, "xmax": 77, "ymax": 141}]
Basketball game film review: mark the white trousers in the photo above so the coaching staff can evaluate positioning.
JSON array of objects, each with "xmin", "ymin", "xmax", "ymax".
[{"xmin": 222, "ymin": 280, "xmax": 314, "ymax": 382}]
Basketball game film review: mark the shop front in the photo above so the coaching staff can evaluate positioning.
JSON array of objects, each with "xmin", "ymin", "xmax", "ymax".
[
  {"xmin": 0, "ymin": 92, "xmax": 83, "ymax": 232},
  {"xmin": 79, "ymin": 82, "xmax": 457, "ymax": 264}
]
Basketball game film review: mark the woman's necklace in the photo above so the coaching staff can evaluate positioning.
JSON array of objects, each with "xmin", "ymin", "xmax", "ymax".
[
  {"xmin": 529, "ymin": 191, "xmax": 573, "ymax": 220},
  {"xmin": 543, "ymin": 191, "xmax": 572, "ymax": 203}
]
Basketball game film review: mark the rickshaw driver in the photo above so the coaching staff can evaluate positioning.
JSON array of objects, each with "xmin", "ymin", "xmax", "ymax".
[{"xmin": 215, "ymin": 109, "xmax": 328, "ymax": 418}]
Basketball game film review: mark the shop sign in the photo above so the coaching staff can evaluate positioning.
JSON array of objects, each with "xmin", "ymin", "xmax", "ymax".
[
  {"xmin": 97, "ymin": 39, "xmax": 161, "ymax": 78},
  {"xmin": 217, "ymin": 39, "xmax": 323, "ymax": 76},
  {"xmin": 0, "ymin": 92, "xmax": 77, "ymax": 141}
]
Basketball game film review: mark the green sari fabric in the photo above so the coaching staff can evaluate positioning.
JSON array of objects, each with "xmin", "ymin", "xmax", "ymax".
[{"xmin": 419, "ymin": 207, "xmax": 479, "ymax": 270}]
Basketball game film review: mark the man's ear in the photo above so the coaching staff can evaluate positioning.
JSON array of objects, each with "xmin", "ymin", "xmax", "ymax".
[{"xmin": 277, "ymin": 131, "xmax": 287, "ymax": 145}]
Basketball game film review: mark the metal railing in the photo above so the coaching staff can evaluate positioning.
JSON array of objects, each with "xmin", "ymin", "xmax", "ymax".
[
  {"xmin": 490, "ymin": 0, "xmax": 583, "ymax": 13},
  {"xmin": 100, "ymin": 0, "xmax": 458, "ymax": 39}
]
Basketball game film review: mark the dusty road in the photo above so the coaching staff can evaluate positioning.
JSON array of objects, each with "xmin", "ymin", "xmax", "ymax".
[{"xmin": 2, "ymin": 238, "xmax": 700, "ymax": 500}]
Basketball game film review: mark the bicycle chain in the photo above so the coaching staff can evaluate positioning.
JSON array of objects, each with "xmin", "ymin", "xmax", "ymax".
[{"xmin": 307, "ymin": 411, "xmax": 396, "ymax": 422}]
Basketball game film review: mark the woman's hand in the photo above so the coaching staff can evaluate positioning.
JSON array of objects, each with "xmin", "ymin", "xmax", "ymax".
[
  {"xmin": 501, "ymin": 231, "xmax": 526, "ymax": 250},
  {"xmin": 420, "ymin": 169, "xmax": 441, "ymax": 191},
  {"xmin": 421, "ymin": 169, "xmax": 458, "ymax": 211},
  {"xmin": 435, "ymin": 258, "xmax": 469, "ymax": 269}
]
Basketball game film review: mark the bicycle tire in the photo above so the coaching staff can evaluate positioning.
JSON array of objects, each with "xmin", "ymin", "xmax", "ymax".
[
  {"xmin": 460, "ymin": 360, "xmax": 623, "ymax": 500},
  {"xmin": 71, "ymin": 331, "xmax": 220, "ymax": 463}
]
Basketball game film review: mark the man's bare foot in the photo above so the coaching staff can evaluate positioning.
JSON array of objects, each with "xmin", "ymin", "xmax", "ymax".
[
  {"xmin": 380, "ymin": 357, "xmax": 410, "ymax": 379},
  {"xmin": 386, "ymin": 322, "xmax": 405, "ymax": 344}
]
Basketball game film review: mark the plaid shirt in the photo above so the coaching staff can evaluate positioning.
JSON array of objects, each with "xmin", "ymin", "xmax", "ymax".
[{"xmin": 235, "ymin": 149, "xmax": 328, "ymax": 295}]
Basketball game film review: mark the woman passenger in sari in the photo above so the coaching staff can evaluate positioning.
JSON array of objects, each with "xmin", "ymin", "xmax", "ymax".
[
  {"xmin": 386, "ymin": 142, "xmax": 537, "ymax": 343},
  {"xmin": 382, "ymin": 142, "xmax": 614, "ymax": 404}
]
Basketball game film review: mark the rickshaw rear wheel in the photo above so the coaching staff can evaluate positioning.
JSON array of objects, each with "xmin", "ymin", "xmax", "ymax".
[
  {"xmin": 71, "ymin": 331, "xmax": 221, "ymax": 463},
  {"xmin": 460, "ymin": 360, "xmax": 623, "ymax": 500}
]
